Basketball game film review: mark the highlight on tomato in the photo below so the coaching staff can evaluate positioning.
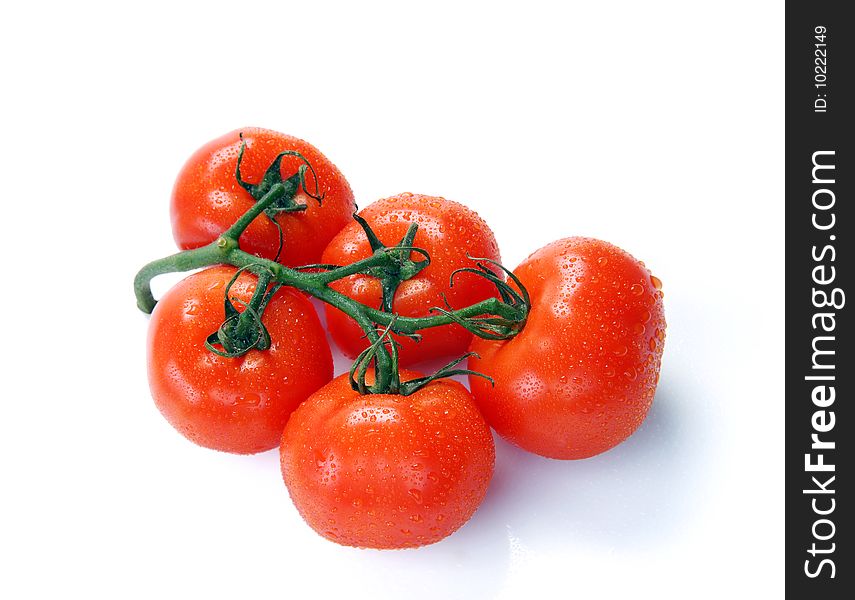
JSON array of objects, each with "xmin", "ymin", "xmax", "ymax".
[
  {"xmin": 147, "ymin": 265, "xmax": 333, "ymax": 454},
  {"xmin": 468, "ymin": 237, "xmax": 666, "ymax": 460},
  {"xmin": 171, "ymin": 127, "xmax": 356, "ymax": 267},
  {"xmin": 321, "ymin": 192, "xmax": 503, "ymax": 366},
  {"xmin": 280, "ymin": 371, "xmax": 495, "ymax": 549}
]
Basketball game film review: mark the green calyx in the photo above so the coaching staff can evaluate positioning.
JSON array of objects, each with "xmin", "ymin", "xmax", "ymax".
[
  {"xmin": 204, "ymin": 266, "xmax": 281, "ymax": 357},
  {"xmin": 433, "ymin": 257, "xmax": 530, "ymax": 339},
  {"xmin": 351, "ymin": 214, "xmax": 430, "ymax": 314},
  {"xmin": 134, "ymin": 137, "xmax": 531, "ymax": 396},
  {"xmin": 236, "ymin": 133, "xmax": 323, "ymax": 212},
  {"xmin": 235, "ymin": 134, "xmax": 324, "ymax": 261}
]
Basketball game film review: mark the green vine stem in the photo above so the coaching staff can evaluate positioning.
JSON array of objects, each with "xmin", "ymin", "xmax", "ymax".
[{"xmin": 134, "ymin": 147, "xmax": 529, "ymax": 396}]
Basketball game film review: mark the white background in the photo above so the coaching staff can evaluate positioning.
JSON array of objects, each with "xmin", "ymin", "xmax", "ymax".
[{"xmin": 1, "ymin": 2, "xmax": 783, "ymax": 598}]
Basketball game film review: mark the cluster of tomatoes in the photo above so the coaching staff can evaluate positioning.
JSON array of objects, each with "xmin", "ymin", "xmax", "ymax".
[{"xmin": 140, "ymin": 127, "xmax": 666, "ymax": 549}]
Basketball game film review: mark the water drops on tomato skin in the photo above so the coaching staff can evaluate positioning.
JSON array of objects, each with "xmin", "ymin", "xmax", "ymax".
[
  {"xmin": 468, "ymin": 237, "xmax": 665, "ymax": 460},
  {"xmin": 280, "ymin": 372, "xmax": 494, "ymax": 549},
  {"xmin": 148, "ymin": 266, "xmax": 333, "ymax": 454},
  {"xmin": 174, "ymin": 128, "xmax": 356, "ymax": 266},
  {"xmin": 234, "ymin": 391, "xmax": 263, "ymax": 407}
]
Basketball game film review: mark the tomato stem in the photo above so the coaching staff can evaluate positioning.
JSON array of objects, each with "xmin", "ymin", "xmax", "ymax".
[
  {"xmin": 222, "ymin": 182, "xmax": 289, "ymax": 242},
  {"xmin": 134, "ymin": 142, "xmax": 529, "ymax": 395},
  {"xmin": 204, "ymin": 266, "xmax": 282, "ymax": 357},
  {"xmin": 349, "ymin": 214, "xmax": 430, "ymax": 313},
  {"xmin": 134, "ymin": 243, "xmax": 227, "ymax": 313}
]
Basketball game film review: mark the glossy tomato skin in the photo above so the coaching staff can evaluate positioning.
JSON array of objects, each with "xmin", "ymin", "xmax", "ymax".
[
  {"xmin": 280, "ymin": 372, "xmax": 495, "ymax": 549},
  {"xmin": 147, "ymin": 266, "xmax": 333, "ymax": 454},
  {"xmin": 171, "ymin": 127, "xmax": 355, "ymax": 267},
  {"xmin": 321, "ymin": 193, "xmax": 502, "ymax": 365},
  {"xmin": 469, "ymin": 238, "xmax": 666, "ymax": 460}
]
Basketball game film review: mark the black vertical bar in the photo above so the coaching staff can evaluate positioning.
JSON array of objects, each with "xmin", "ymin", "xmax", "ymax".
[{"xmin": 785, "ymin": 1, "xmax": 852, "ymax": 597}]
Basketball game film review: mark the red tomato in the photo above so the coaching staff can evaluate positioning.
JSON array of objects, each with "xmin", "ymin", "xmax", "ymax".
[
  {"xmin": 280, "ymin": 371, "xmax": 495, "ymax": 549},
  {"xmin": 321, "ymin": 193, "xmax": 502, "ymax": 365},
  {"xmin": 171, "ymin": 127, "xmax": 355, "ymax": 267},
  {"xmin": 469, "ymin": 238, "xmax": 666, "ymax": 459},
  {"xmin": 147, "ymin": 266, "xmax": 333, "ymax": 454}
]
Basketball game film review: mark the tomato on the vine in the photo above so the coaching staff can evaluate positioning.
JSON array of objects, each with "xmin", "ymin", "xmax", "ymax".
[
  {"xmin": 147, "ymin": 266, "xmax": 333, "ymax": 454},
  {"xmin": 468, "ymin": 237, "xmax": 666, "ymax": 459},
  {"xmin": 280, "ymin": 371, "xmax": 495, "ymax": 549},
  {"xmin": 171, "ymin": 127, "xmax": 355, "ymax": 267},
  {"xmin": 321, "ymin": 193, "xmax": 502, "ymax": 365}
]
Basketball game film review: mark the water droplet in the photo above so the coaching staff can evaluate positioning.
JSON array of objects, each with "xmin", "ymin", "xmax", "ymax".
[
  {"xmin": 612, "ymin": 345, "xmax": 628, "ymax": 357},
  {"xmin": 632, "ymin": 323, "xmax": 646, "ymax": 335},
  {"xmin": 651, "ymin": 275, "xmax": 663, "ymax": 290},
  {"xmin": 408, "ymin": 489, "xmax": 423, "ymax": 504},
  {"xmin": 623, "ymin": 368, "xmax": 637, "ymax": 381},
  {"xmin": 236, "ymin": 392, "xmax": 261, "ymax": 407},
  {"xmin": 597, "ymin": 256, "xmax": 608, "ymax": 267},
  {"xmin": 649, "ymin": 337, "xmax": 657, "ymax": 351},
  {"xmin": 630, "ymin": 283, "xmax": 644, "ymax": 296}
]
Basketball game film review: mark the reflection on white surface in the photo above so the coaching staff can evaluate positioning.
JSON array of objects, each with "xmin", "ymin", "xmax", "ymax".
[
  {"xmin": 321, "ymin": 373, "xmax": 708, "ymax": 600},
  {"xmin": 491, "ymin": 382, "xmax": 690, "ymax": 548}
]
